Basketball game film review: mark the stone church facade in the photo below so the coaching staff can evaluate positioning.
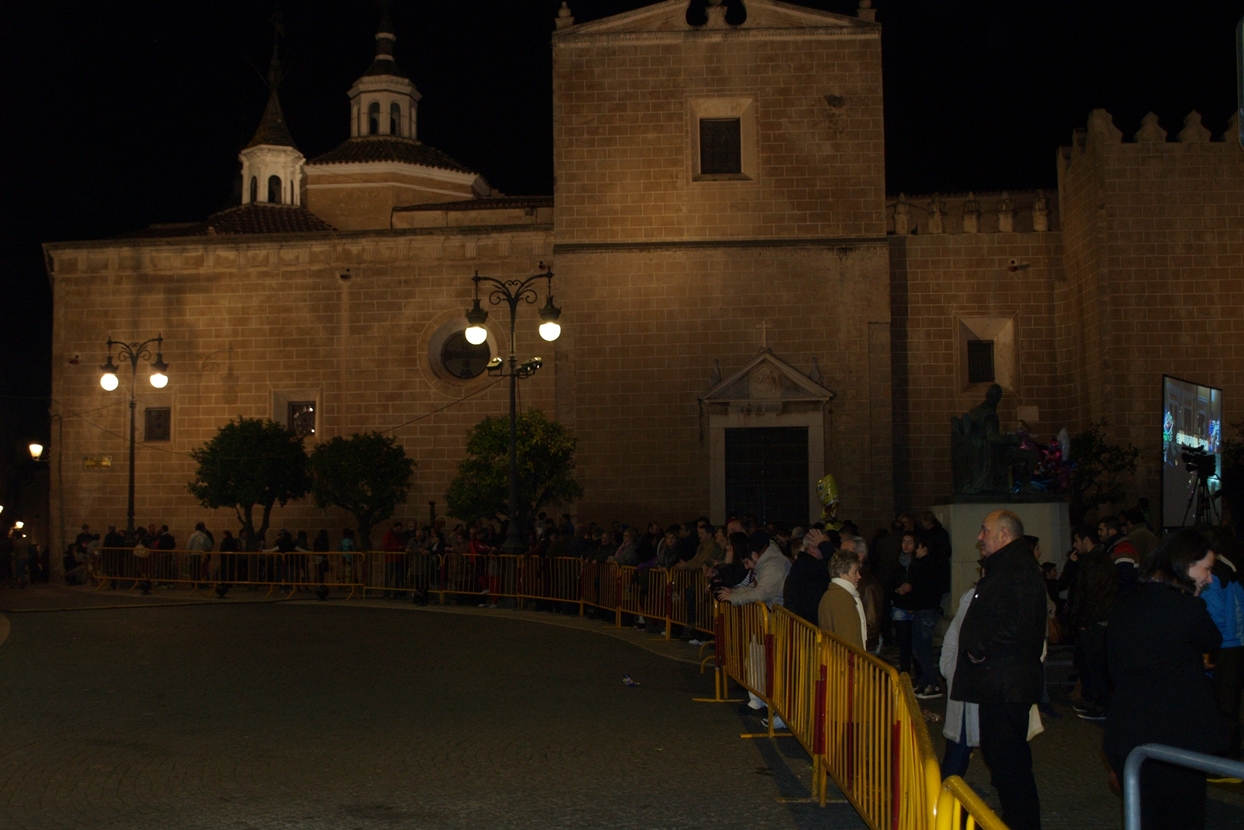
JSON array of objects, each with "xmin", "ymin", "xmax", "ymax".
[{"xmin": 42, "ymin": 1, "xmax": 1244, "ymax": 554}]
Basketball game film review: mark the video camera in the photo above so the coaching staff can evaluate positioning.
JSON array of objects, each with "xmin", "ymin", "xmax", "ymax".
[{"xmin": 1182, "ymin": 448, "xmax": 1217, "ymax": 477}]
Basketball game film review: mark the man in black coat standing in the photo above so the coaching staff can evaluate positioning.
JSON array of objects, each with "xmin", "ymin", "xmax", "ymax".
[{"xmin": 951, "ymin": 510, "xmax": 1047, "ymax": 830}]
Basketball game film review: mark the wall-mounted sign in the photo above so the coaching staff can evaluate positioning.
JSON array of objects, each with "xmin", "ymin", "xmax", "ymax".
[{"xmin": 83, "ymin": 455, "xmax": 112, "ymax": 469}]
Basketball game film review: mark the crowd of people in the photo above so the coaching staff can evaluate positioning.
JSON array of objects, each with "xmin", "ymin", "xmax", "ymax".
[{"xmin": 17, "ymin": 500, "xmax": 1244, "ymax": 829}]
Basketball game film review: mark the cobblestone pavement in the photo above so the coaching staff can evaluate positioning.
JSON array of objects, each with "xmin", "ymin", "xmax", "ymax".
[{"xmin": 0, "ymin": 593, "xmax": 863, "ymax": 830}]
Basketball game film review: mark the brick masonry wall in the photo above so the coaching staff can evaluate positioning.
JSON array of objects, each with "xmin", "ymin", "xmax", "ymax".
[
  {"xmin": 47, "ymin": 228, "xmax": 555, "ymax": 549},
  {"xmin": 552, "ymin": 30, "xmax": 886, "ymax": 243},
  {"xmin": 556, "ymin": 241, "xmax": 894, "ymax": 529},
  {"xmin": 1064, "ymin": 117, "xmax": 1244, "ymax": 511},
  {"xmin": 890, "ymin": 232, "xmax": 1064, "ymax": 514}
]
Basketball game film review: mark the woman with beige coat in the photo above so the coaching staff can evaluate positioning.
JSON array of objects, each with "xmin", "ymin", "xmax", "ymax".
[{"xmin": 818, "ymin": 549, "xmax": 868, "ymax": 650}]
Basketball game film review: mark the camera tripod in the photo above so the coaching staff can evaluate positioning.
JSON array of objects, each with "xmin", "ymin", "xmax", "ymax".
[{"xmin": 1181, "ymin": 468, "xmax": 1219, "ymax": 527}]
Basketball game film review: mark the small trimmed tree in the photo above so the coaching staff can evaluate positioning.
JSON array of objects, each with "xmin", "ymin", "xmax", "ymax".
[
  {"xmin": 445, "ymin": 409, "xmax": 583, "ymax": 526},
  {"xmin": 187, "ymin": 417, "xmax": 309, "ymax": 549},
  {"xmin": 308, "ymin": 432, "xmax": 415, "ymax": 551},
  {"xmin": 1068, "ymin": 419, "xmax": 1139, "ymax": 525}
]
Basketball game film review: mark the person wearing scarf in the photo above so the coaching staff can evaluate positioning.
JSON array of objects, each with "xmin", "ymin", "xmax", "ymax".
[{"xmin": 818, "ymin": 548, "xmax": 867, "ymax": 650}]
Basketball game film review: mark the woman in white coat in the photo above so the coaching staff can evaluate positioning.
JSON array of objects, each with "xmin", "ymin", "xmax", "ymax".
[{"xmin": 940, "ymin": 584, "xmax": 980, "ymax": 779}]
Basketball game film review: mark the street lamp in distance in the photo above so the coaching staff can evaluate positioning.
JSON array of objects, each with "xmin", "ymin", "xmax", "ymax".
[
  {"xmin": 463, "ymin": 263, "xmax": 562, "ymax": 555},
  {"xmin": 100, "ymin": 335, "xmax": 170, "ymax": 535},
  {"xmin": 28, "ymin": 443, "xmax": 44, "ymax": 461}
]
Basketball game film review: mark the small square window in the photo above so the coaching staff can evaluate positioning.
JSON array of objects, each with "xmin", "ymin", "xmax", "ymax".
[
  {"xmin": 288, "ymin": 402, "xmax": 317, "ymax": 437},
  {"xmin": 144, "ymin": 408, "xmax": 171, "ymax": 442},
  {"xmin": 967, "ymin": 340, "xmax": 995, "ymax": 384},
  {"xmin": 700, "ymin": 118, "xmax": 741, "ymax": 175}
]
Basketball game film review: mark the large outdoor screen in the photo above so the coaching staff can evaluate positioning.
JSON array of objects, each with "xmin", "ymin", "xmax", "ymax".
[{"xmin": 1162, "ymin": 375, "xmax": 1223, "ymax": 529}]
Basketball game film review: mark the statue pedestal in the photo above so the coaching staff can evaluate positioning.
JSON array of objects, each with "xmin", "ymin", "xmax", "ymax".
[{"xmin": 932, "ymin": 498, "xmax": 1070, "ymax": 609}]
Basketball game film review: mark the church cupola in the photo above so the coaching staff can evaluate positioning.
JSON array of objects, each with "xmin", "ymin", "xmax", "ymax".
[
  {"xmin": 348, "ymin": 4, "xmax": 420, "ymax": 139},
  {"xmin": 239, "ymin": 44, "xmax": 305, "ymax": 206}
]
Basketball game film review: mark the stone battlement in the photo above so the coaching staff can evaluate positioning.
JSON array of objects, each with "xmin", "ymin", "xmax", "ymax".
[
  {"xmin": 885, "ymin": 190, "xmax": 1058, "ymax": 236},
  {"xmin": 1061, "ymin": 109, "xmax": 1240, "ymax": 166}
]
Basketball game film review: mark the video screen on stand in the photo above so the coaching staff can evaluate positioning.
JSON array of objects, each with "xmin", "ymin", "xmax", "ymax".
[{"xmin": 1161, "ymin": 376, "xmax": 1223, "ymax": 529}]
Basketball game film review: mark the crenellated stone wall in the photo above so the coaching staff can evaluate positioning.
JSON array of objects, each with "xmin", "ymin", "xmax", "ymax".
[{"xmin": 1055, "ymin": 109, "xmax": 1244, "ymax": 509}]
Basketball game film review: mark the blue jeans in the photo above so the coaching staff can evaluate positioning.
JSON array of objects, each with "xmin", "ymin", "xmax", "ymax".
[
  {"xmin": 941, "ymin": 706, "xmax": 972, "ymax": 779},
  {"xmin": 912, "ymin": 609, "xmax": 941, "ymax": 688}
]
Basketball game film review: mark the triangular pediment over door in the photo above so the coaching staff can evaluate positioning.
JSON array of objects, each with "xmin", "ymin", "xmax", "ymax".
[{"xmin": 700, "ymin": 349, "xmax": 835, "ymax": 526}]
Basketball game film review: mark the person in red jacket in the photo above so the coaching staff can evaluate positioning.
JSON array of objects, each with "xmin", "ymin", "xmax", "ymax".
[{"xmin": 381, "ymin": 522, "xmax": 405, "ymax": 599}]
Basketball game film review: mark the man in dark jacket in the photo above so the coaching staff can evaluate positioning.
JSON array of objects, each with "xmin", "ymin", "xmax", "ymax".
[
  {"xmin": 952, "ymin": 510, "xmax": 1047, "ymax": 830},
  {"xmin": 783, "ymin": 530, "xmax": 831, "ymax": 624},
  {"xmin": 1098, "ymin": 517, "xmax": 1139, "ymax": 598},
  {"xmin": 1068, "ymin": 526, "xmax": 1117, "ymax": 720}
]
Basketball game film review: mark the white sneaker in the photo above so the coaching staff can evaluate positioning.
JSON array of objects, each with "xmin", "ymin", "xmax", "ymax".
[{"xmin": 762, "ymin": 715, "xmax": 786, "ymax": 730}]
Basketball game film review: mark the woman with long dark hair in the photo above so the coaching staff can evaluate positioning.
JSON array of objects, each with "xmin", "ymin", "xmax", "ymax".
[{"xmin": 1104, "ymin": 528, "xmax": 1225, "ymax": 829}]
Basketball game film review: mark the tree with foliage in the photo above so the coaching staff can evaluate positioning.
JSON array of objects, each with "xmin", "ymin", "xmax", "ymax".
[
  {"xmin": 1067, "ymin": 419, "xmax": 1139, "ymax": 525},
  {"xmin": 445, "ymin": 409, "xmax": 583, "ymax": 526},
  {"xmin": 308, "ymin": 432, "xmax": 415, "ymax": 551},
  {"xmin": 187, "ymin": 417, "xmax": 309, "ymax": 549}
]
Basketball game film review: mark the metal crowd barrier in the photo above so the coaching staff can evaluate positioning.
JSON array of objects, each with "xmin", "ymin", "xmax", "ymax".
[
  {"xmin": 89, "ymin": 550, "xmax": 717, "ymax": 635},
  {"xmin": 1122, "ymin": 743, "xmax": 1244, "ymax": 830},
  {"xmin": 717, "ymin": 602, "xmax": 946, "ymax": 829},
  {"xmin": 934, "ymin": 776, "xmax": 1007, "ymax": 830}
]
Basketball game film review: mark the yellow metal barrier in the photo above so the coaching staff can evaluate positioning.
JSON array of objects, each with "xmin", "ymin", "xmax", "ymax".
[
  {"xmin": 769, "ymin": 607, "xmax": 827, "ymax": 797},
  {"xmin": 668, "ymin": 567, "xmax": 714, "ymax": 635},
  {"xmin": 617, "ymin": 565, "xmax": 672, "ymax": 636},
  {"xmin": 935, "ymin": 776, "xmax": 1007, "ymax": 830},
  {"xmin": 716, "ymin": 600, "xmax": 772, "ymax": 701},
  {"xmin": 732, "ymin": 603, "xmax": 951, "ymax": 830},
  {"xmin": 94, "ymin": 548, "xmax": 365, "ymax": 598}
]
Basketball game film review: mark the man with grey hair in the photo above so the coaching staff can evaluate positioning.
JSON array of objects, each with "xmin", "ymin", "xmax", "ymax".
[{"xmin": 950, "ymin": 510, "xmax": 1046, "ymax": 830}]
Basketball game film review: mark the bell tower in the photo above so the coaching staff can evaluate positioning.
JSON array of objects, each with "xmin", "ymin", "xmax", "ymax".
[
  {"xmin": 347, "ymin": 4, "xmax": 420, "ymax": 139},
  {"xmin": 238, "ymin": 24, "xmax": 305, "ymax": 206}
]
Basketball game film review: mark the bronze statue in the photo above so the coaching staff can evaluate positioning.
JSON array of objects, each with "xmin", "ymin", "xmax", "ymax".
[{"xmin": 951, "ymin": 384, "xmax": 1019, "ymax": 494}]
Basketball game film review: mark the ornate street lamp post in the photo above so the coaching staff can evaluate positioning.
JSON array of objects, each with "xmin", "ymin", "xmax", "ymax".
[
  {"xmin": 464, "ymin": 264, "xmax": 561, "ymax": 555},
  {"xmin": 100, "ymin": 335, "xmax": 169, "ymax": 535}
]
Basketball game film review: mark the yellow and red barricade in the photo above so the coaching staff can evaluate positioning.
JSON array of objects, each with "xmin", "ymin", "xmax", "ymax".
[
  {"xmin": 716, "ymin": 601, "xmax": 952, "ymax": 830},
  {"xmin": 934, "ymin": 776, "xmax": 1007, "ymax": 830}
]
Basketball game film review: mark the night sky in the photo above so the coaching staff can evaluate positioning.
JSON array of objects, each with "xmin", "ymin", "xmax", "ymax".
[{"xmin": 0, "ymin": 0, "xmax": 1239, "ymax": 458}]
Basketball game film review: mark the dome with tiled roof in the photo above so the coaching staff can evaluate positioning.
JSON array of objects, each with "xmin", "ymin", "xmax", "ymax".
[
  {"xmin": 118, "ymin": 204, "xmax": 334, "ymax": 239},
  {"xmin": 309, "ymin": 136, "xmax": 474, "ymax": 175}
]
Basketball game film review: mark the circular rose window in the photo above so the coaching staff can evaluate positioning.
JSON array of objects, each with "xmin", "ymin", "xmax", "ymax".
[{"xmin": 439, "ymin": 330, "xmax": 491, "ymax": 380}]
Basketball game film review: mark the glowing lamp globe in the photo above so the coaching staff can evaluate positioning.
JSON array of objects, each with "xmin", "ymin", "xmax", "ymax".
[
  {"xmin": 539, "ymin": 320, "xmax": 561, "ymax": 342},
  {"xmin": 150, "ymin": 371, "xmax": 168, "ymax": 388},
  {"xmin": 464, "ymin": 324, "xmax": 488, "ymax": 346},
  {"xmin": 28, "ymin": 443, "xmax": 43, "ymax": 461},
  {"xmin": 100, "ymin": 373, "xmax": 119, "ymax": 391}
]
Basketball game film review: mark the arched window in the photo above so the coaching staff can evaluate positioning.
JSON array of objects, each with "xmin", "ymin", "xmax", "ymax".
[
  {"xmin": 249, "ymin": 176, "xmax": 258, "ymax": 204},
  {"xmin": 368, "ymin": 102, "xmax": 380, "ymax": 135},
  {"xmin": 390, "ymin": 103, "xmax": 401, "ymax": 136},
  {"xmin": 268, "ymin": 175, "xmax": 282, "ymax": 204}
]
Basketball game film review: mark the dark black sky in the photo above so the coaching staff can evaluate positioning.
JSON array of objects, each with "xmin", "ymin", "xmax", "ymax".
[{"xmin": 0, "ymin": 0, "xmax": 1240, "ymax": 454}]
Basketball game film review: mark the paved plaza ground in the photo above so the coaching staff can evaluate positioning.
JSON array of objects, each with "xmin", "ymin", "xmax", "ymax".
[
  {"xmin": 0, "ymin": 586, "xmax": 857, "ymax": 830},
  {"xmin": 0, "ymin": 585, "xmax": 1241, "ymax": 829}
]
